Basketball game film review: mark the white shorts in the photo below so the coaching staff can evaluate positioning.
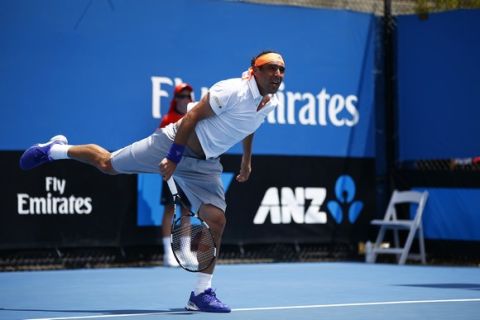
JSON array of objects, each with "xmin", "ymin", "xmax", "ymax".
[{"xmin": 110, "ymin": 125, "xmax": 226, "ymax": 213}]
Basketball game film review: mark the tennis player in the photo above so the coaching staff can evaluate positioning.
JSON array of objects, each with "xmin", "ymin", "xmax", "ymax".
[{"xmin": 19, "ymin": 50, "xmax": 286, "ymax": 313}]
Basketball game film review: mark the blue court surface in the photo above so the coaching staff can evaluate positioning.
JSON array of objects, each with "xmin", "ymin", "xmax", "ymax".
[{"xmin": 1, "ymin": 262, "xmax": 479, "ymax": 320}]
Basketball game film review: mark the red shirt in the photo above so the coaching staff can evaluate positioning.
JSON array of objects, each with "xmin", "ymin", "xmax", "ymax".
[{"xmin": 159, "ymin": 105, "xmax": 184, "ymax": 128}]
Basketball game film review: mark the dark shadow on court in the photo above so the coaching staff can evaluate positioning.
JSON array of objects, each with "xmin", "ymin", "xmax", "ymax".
[{"xmin": 395, "ymin": 283, "xmax": 480, "ymax": 291}]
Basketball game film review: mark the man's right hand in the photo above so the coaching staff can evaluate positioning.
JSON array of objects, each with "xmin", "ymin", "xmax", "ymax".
[{"xmin": 159, "ymin": 158, "xmax": 177, "ymax": 181}]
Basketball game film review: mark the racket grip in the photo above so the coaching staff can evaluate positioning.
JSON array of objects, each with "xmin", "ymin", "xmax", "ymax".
[{"xmin": 166, "ymin": 177, "xmax": 178, "ymax": 196}]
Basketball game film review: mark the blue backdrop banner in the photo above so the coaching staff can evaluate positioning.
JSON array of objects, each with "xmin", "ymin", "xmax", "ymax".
[
  {"xmin": 397, "ymin": 10, "xmax": 480, "ymax": 161},
  {"xmin": 1, "ymin": 0, "xmax": 376, "ymax": 158},
  {"xmin": 414, "ymin": 188, "xmax": 480, "ymax": 241}
]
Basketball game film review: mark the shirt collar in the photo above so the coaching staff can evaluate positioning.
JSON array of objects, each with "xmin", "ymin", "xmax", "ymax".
[{"xmin": 247, "ymin": 76, "xmax": 262, "ymax": 101}]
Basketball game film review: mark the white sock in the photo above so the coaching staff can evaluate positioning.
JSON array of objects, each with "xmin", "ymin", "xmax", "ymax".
[
  {"xmin": 49, "ymin": 144, "xmax": 71, "ymax": 160},
  {"xmin": 163, "ymin": 237, "xmax": 172, "ymax": 255},
  {"xmin": 194, "ymin": 272, "xmax": 212, "ymax": 295},
  {"xmin": 180, "ymin": 236, "xmax": 191, "ymax": 252}
]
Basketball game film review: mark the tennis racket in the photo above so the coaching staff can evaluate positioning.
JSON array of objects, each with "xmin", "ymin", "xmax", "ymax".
[{"xmin": 166, "ymin": 178, "xmax": 217, "ymax": 272}]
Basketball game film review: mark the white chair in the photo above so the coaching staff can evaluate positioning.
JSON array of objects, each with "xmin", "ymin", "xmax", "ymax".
[{"xmin": 369, "ymin": 190, "xmax": 429, "ymax": 265}]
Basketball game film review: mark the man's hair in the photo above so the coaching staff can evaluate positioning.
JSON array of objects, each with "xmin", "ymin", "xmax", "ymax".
[{"xmin": 250, "ymin": 50, "xmax": 280, "ymax": 67}]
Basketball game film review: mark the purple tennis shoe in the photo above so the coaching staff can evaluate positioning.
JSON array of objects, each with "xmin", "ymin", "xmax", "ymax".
[
  {"xmin": 19, "ymin": 135, "xmax": 68, "ymax": 170},
  {"xmin": 185, "ymin": 288, "xmax": 231, "ymax": 313}
]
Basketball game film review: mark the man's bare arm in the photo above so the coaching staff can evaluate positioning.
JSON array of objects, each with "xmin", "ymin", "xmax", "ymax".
[
  {"xmin": 236, "ymin": 133, "xmax": 253, "ymax": 182},
  {"xmin": 159, "ymin": 94, "xmax": 214, "ymax": 180}
]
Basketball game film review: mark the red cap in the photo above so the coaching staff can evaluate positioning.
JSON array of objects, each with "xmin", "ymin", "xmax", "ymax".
[{"xmin": 174, "ymin": 83, "xmax": 193, "ymax": 96}]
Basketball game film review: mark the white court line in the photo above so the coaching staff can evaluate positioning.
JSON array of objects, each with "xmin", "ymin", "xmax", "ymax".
[
  {"xmin": 233, "ymin": 298, "xmax": 480, "ymax": 311},
  {"xmin": 25, "ymin": 298, "xmax": 480, "ymax": 320}
]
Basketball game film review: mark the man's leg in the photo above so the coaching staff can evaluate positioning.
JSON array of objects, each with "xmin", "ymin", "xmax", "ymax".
[
  {"xmin": 185, "ymin": 204, "xmax": 230, "ymax": 313},
  {"xmin": 197, "ymin": 204, "xmax": 226, "ymax": 275},
  {"xmin": 68, "ymin": 144, "xmax": 116, "ymax": 174},
  {"xmin": 19, "ymin": 134, "xmax": 117, "ymax": 174}
]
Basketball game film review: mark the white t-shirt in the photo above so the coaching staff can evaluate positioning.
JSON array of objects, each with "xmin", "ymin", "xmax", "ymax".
[{"xmin": 192, "ymin": 76, "xmax": 278, "ymax": 159}]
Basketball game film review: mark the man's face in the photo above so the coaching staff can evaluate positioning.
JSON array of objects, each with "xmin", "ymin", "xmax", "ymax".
[
  {"xmin": 174, "ymin": 89, "xmax": 192, "ymax": 114},
  {"xmin": 254, "ymin": 63, "xmax": 285, "ymax": 95}
]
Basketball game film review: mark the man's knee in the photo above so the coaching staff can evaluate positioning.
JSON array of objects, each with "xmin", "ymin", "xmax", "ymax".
[
  {"xmin": 200, "ymin": 204, "xmax": 226, "ymax": 230},
  {"xmin": 98, "ymin": 159, "xmax": 118, "ymax": 175},
  {"xmin": 212, "ymin": 211, "xmax": 226, "ymax": 229},
  {"xmin": 94, "ymin": 151, "xmax": 116, "ymax": 175}
]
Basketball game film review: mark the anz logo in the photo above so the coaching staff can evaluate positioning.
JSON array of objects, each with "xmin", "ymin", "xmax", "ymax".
[
  {"xmin": 253, "ymin": 175, "xmax": 363, "ymax": 225},
  {"xmin": 253, "ymin": 187, "xmax": 327, "ymax": 224}
]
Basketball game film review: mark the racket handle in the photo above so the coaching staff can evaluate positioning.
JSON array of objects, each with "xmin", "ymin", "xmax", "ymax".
[{"xmin": 166, "ymin": 177, "xmax": 178, "ymax": 196}]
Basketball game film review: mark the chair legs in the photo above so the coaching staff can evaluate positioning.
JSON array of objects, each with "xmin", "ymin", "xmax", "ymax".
[
  {"xmin": 393, "ymin": 229, "xmax": 400, "ymax": 262},
  {"xmin": 398, "ymin": 229, "xmax": 415, "ymax": 264},
  {"xmin": 418, "ymin": 225, "xmax": 426, "ymax": 264},
  {"xmin": 370, "ymin": 224, "xmax": 426, "ymax": 265},
  {"xmin": 371, "ymin": 226, "xmax": 387, "ymax": 263}
]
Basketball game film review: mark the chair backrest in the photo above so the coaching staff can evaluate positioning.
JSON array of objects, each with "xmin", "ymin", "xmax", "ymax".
[{"xmin": 384, "ymin": 190, "xmax": 429, "ymax": 224}]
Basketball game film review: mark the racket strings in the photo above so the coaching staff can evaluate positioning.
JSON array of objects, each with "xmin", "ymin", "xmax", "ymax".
[{"xmin": 171, "ymin": 216, "xmax": 215, "ymax": 271}]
